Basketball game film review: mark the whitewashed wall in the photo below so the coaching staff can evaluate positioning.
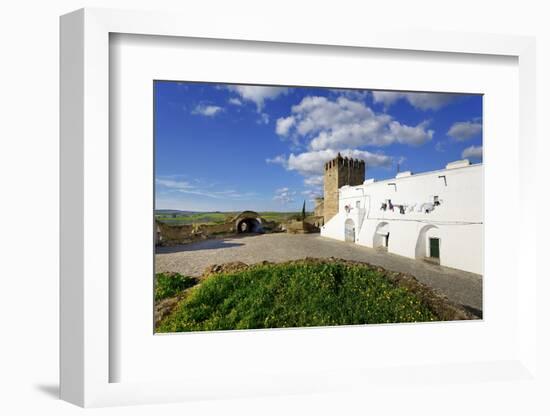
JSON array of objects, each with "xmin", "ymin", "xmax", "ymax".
[{"xmin": 321, "ymin": 163, "xmax": 483, "ymax": 274}]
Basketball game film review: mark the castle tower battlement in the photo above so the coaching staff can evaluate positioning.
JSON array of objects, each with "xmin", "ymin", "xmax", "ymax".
[{"xmin": 323, "ymin": 153, "xmax": 365, "ymax": 223}]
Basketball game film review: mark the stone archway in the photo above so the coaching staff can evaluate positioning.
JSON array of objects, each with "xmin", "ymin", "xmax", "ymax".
[
  {"xmin": 237, "ymin": 217, "xmax": 261, "ymax": 233},
  {"xmin": 232, "ymin": 211, "xmax": 263, "ymax": 234}
]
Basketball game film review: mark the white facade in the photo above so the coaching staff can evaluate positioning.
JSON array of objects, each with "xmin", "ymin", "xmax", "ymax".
[{"xmin": 321, "ymin": 161, "xmax": 483, "ymax": 275}]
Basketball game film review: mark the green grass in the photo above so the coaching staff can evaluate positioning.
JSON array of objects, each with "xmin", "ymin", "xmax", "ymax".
[
  {"xmin": 155, "ymin": 273, "xmax": 198, "ymax": 302},
  {"xmin": 155, "ymin": 211, "xmax": 303, "ymax": 225},
  {"xmin": 156, "ymin": 262, "xmax": 437, "ymax": 332},
  {"xmin": 155, "ymin": 212, "xmax": 230, "ymax": 225}
]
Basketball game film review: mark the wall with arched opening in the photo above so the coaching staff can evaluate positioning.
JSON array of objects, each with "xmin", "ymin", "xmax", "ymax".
[
  {"xmin": 232, "ymin": 211, "xmax": 263, "ymax": 234},
  {"xmin": 236, "ymin": 217, "xmax": 262, "ymax": 233},
  {"xmin": 373, "ymin": 222, "xmax": 390, "ymax": 249},
  {"xmin": 415, "ymin": 224, "xmax": 440, "ymax": 259}
]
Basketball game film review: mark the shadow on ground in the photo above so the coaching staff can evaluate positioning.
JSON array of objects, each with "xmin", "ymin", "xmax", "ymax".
[
  {"xmin": 462, "ymin": 305, "xmax": 483, "ymax": 319},
  {"xmin": 35, "ymin": 384, "xmax": 59, "ymax": 399},
  {"xmin": 156, "ymin": 239, "xmax": 245, "ymax": 254}
]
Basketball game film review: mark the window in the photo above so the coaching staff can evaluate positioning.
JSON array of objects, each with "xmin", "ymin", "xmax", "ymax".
[{"xmin": 356, "ymin": 200, "xmax": 361, "ymax": 208}]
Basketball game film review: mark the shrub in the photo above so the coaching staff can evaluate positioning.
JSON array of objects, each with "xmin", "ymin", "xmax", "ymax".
[
  {"xmin": 155, "ymin": 273, "xmax": 197, "ymax": 302},
  {"xmin": 157, "ymin": 262, "xmax": 437, "ymax": 332}
]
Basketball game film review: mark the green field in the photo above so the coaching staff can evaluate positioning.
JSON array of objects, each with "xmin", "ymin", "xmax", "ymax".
[
  {"xmin": 156, "ymin": 262, "xmax": 437, "ymax": 332},
  {"xmin": 155, "ymin": 210, "xmax": 304, "ymax": 225}
]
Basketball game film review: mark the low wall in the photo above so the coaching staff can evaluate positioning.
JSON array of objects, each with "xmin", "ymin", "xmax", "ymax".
[
  {"xmin": 157, "ymin": 216, "xmax": 283, "ymax": 245},
  {"xmin": 286, "ymin": 220, "xmax": 319, "ymax": 234},
  {"xmin": 157, "ymin": 221, "xmax": 237, "ymax": 246},
  {"xmin": 196, "ymin": 222, "xmax": 234, "ymax": 235},
  {"xmin": 305, "ymin": 215, "xmax": 324, "ymax": 227},
  {"xmin": 157, "ymin": 222, "xmax": 194, "ymax": 245},
  {"xmin": 258, "ymin": 220, "xmax": 282, "ymax": 233}
]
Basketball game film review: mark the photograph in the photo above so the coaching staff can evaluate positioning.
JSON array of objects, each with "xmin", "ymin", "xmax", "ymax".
[{"xmin": 153, "ymin": 81, "xmax": 483, "ymax": 332}]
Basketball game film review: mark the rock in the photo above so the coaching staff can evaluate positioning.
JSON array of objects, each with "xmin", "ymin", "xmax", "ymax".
[
  {"xmin": 201, "ymin": 261, "xmax": 249, "ymax": 279},
  {"xmin": 155, "ymin": 295, "xmax": 183, "ymax": 327}
]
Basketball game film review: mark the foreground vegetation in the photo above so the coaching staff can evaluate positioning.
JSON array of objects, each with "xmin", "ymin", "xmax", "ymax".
[
  {"xmin": 155, "ymin": 273, "xmax": 197, "ymax": 302},
  {"xmin": 156, "ymin": 262, "xmax": 437, "ymax": 332}
]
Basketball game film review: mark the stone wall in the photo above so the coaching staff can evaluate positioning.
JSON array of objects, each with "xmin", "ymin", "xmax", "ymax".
[
  {"xmin": 196, "ymin": 222, "xmax": 234, "ymax": 235},
  {"xmin": 305, "ymin": 215, "xmax": 324, "ymax": 228},
  {"xmin": 286, "ymin": 220, "xmax": 319, "ymax": 234},
  {"xmin": 156, "ymin": 222, "xmax": 195, "ymax": 245},
  {"xmin": 157, "ymin": 221, "xmax": 237, "ymax": 245},
  {"xmin": 260, "ymin": 220, "xmax": 281, "ymax": 232},
  {"xmin": 314, "ymin": 198, "xmax": 324, "ymax": 218},
  {"xmin": 156, "ymin": 210, "xmax": 284, "ymax": 245}
]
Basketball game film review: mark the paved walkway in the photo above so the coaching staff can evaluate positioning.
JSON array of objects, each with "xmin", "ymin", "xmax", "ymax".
[{"xmin": 156, "ymin": 233, "xmax": 482, "ymax": 314}]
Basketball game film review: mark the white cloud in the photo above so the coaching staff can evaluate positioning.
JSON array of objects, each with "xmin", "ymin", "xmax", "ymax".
[
  {"xmin": 192, "ymin": 104, "xmax": 223, "ymax": 117},
  {"xmin": 372, "ymin": 91, "xmax": 456, "ymax": 111},
  {"xmin": 156, "ymin": 178, "xmax": 194, "ymax": 190},
  {"xmin": 303, "ymin": 175, "xmax": 324, "ymax": 187},
  {"xmin": 258, "ymin": 112, "xmax": 270, "ymax": 125},
  {"xmin": 330, "ymin": 89, "xmax": 369, "ymax": 100},
  {"xmin": 156, "ymin": 178, "xmax": 256, "ymax": 200},
  {"xmin": 273, "ymin": 187, "xmax": 296, "ymax": 204},
  {"xmin": 228, "ymin": 97, "xmax": 242, "ymax": 106},
  {"xmin": 447, "ymin": 121, "xmax": 482, "ymax": 141},
  {"xmin": 405, "ymin": 93, "xmax": 456, "ymax": 111},
  {"xmin": 371, "ymin": 91, "xmax": 403, "ymax": 107},
  {"xmin": 388, "ymin": 120, "xmax": 434, "ymax": 146},
  {"xmin": 287, "ymin": 149, "xmax": 392, "ymax": 177},
  {"xmin": 276, "ymin": 116, "xmax": 295, "ymax": 136},
  {"xmin": 462, "ymin": 145, "xmax": 483, "ymax": 159},
  {"xmin": 301, "ymin": 189, "xmax": 322, "ymax": 202},
  {"xmin": 277, "ymin": 96, "xmax": 433, "ymax": 149},
  {"xmin": 266, "ymin": 154, "xmax": 287, "ymax": 166},
  {"xmin": 269, "ymin": 95, "xmax": 416, "ymax": 188},
  {"xmin": 227, "ymin": 85, "xmax": 289, "ymax": 111}
]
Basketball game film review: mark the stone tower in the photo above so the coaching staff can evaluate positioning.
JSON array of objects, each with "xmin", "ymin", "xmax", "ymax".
[{"xmin": 323, "ymin": 153, "xmax": 365, "ymax": 223}]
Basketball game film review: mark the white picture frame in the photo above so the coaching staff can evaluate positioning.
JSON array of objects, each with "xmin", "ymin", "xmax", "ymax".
[{"xmin": 60, "ymin": 7, "xmax": 538, "ymax": 408}]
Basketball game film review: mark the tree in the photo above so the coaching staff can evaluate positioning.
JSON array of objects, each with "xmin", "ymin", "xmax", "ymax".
[{"xmin": 301, "ymin": 200, "xmax": 306, "ymax": 220}]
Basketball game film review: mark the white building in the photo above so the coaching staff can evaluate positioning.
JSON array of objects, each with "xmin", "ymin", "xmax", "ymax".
[{"xmin": 321, "ymin": 159, "xmax": 483, "ymax": 275}]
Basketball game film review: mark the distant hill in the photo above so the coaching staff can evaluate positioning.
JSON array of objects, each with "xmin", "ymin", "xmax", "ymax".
[
  {"xmin": 154, "ymin": 210, "xmax": 301, "ymax": 226},
  {"xmin": 155, "ymin": 209, "xmax": 202, "ymax": 215}
]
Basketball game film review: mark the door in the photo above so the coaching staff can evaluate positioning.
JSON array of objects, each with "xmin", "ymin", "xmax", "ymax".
[
  {"xmin": 345, "ymin": 219, "xmax": 355, "ymax": 242},
  {"xmin": 429, "ymin": 237, "xmax": 440, "ymax": 259}
]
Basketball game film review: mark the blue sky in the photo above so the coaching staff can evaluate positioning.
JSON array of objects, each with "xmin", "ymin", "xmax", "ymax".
[{"xmin": 155, "ymin": 81, "xmax": 482, "ymax": 212}]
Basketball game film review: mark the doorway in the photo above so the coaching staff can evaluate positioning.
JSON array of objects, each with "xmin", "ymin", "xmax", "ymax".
[
  {"xmin": 429, "ymin": 237, "xmax": 440, "ymax": 259},
  {"xmin": 344, "ymin": 219, "xmax": 355, "ymax": 242},
  {"xmin": 373, "ymin": 222, "xmax": 390, "ymax": 250}
]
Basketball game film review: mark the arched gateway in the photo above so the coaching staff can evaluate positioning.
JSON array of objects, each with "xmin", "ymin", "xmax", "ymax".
[{"xmin": 232, "ymin": 211, "xmax": 263, "ymax": 234}]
